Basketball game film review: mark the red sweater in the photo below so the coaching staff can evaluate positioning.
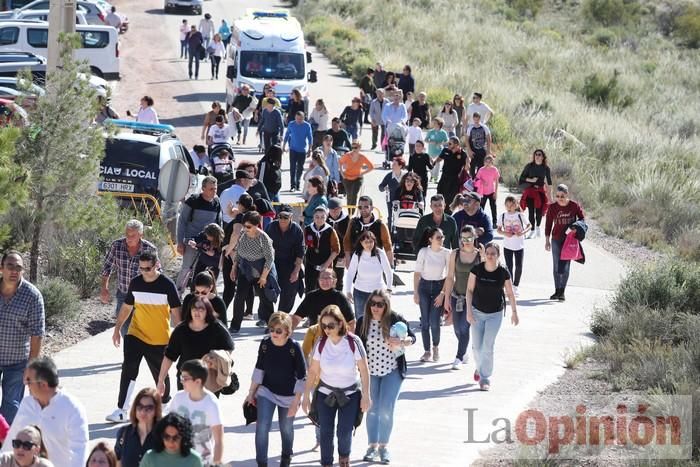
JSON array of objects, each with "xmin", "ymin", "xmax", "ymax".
[{"xmin": 545, "ymin": 200, "xmax": 584, "ymax": 241}]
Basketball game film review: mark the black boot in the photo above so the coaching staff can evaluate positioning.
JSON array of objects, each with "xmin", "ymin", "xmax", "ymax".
[
  {"xmin": 550, "ymin": 289, "xmax": 562, "ymax": 300},
  {"xmin": 280, "ymin": 455, "xmax": 292, "ymax": 467},
  {"xmin": 558, "ymin": 288, "xmax": 566, "ymax": 301},
  {"xmin": 257, "ymin": 463, "xmax": 267, "ymax": 467}
]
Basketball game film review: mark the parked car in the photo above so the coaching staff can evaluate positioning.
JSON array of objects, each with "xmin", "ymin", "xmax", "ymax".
[
  {"xmin": 164, "ymin": 0, "xmax": 203, "ymax": 15},
  {"xmin": 0, "ymin": 0, "xmax": 109, "ymax": 26},
  {"xmin": 0, "ymin": 51, "xmax": 46, "ymax": 82},
  {"xmin": 0, "ymin": 21, "xmax": 119, "ymax": 78},
  {"xmin": 12, "ymin": 9, "xmax": 89, "ymax": 24}
]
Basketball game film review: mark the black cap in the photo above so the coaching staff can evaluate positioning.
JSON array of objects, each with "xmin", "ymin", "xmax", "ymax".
[
  {"xmin": 243, "ymin": 400, "xmax": 257, "ymax": 425},
  {"xmin": 235, "ymin": 170, "xmax": 254, "ymax": 180},
  {"xmin": 278, "ymin": 204, "xmax": 293, "ymax": 213},
  {"xmin": 327, "ymin": 197, "xmax": 342, "ymax": 210}
]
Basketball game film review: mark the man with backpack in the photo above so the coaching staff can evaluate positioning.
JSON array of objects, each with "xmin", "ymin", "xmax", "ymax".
[
  {"xmin": 343, "ymin": 196, "xmax": 393, "ymax": 265},
  {"xmin": 176, "ymin": 176, "xmax": 222, "ymax": 293}
]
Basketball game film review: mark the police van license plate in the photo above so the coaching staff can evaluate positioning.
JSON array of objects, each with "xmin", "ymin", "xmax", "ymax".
[{"xmin": 98, "ymin": 181, "xmax": 135, "ymax": 193}]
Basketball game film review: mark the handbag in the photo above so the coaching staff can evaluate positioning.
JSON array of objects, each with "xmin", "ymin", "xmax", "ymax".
[
  {"xmin": 560, "ymin": 231, "xmax": 583, "ymax": 261},
  {"xmin": 198, "ymin": 45, "xmax": 206, "ymax": 60}
]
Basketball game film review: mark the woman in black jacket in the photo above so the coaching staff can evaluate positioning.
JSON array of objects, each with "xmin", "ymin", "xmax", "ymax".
[
  {"xmin": 355, "ymin": 289, "xmax": 415, "ymax": 465},
  {"xmin": 257, "ymin": 144, "xmax": 283, "ymax": 202}
]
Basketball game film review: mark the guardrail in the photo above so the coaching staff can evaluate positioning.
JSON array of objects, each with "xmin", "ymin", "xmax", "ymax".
[{"xmin": 96, "ymin": 191, "xmax": 178, "ymax": 257}]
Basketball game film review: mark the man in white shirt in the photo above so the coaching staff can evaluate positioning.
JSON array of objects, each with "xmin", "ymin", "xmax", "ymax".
[
  {"xmin": 198, "ymin": 13, "xmax": 215, "ymax": 53},
  {"xmin": 105, "ymin": 6, "xmax": 122, "ymax": 30},
  {"xmin": 465, "ymin": 92, "xmax": 494, "ymax": 125},
  {"xmin": 206, "ymin": 116, "xmax": 236, "ymax": 145},
  {"xmin": 190, "ymin": 145, "xmax": 211, "ymax": 172},
  {"xmin": 2, "ymin": 357, "xmax": 88, "ymax": 467},
  {"xmin": 219, "ymin": 170, "xmax": 254, "ymax": 224}
]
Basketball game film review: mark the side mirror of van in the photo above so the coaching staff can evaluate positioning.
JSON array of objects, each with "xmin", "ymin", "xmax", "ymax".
[
  {"xmin": 308, "ymin": 70, "xmax": 317, "ymax": 83},
  {"xmin": 306, "ymin": 51, "xmax": 312, "ymax": 63}
]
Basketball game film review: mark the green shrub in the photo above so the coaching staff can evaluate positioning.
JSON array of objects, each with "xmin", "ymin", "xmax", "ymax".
[
  {"xmin": 575, "ymin": 70, "xmax": 634, "ymax": 109},
  {"xmin": 675, "ymin": 6, "xmax": 700, "ymax": 48},
  {"xmin": 40, "ymin": 277, "xmax": 79, "ymax": 327},
  {"xmin": 581, "ymin": 0, "xmax": 641, "ymax": 26},
  {"xmin": 590, "ymin": 27, "xmax": 618, "ymax": 47},
  {"xmin": 507, "ymin": 0, "xmax": 544, "ymax": 18},
  {"xmin": 488, "ymin": 113, "xmax": 514, "ymax": 146},
  {"xmin": 425, "ymin": 87, "xmax": 453, "ymax": 115}
]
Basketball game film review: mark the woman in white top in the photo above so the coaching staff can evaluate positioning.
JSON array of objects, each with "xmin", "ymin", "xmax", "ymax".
[
  {"xmin": 310, "ymin": 99, "xmax": 330, "ymax": 148},
  {"xmin": 303, "ymin": 305, "xmax": 370, "ymax": 467},
  {"xmin": 129, "ymin": 96, "xmax": 158, "ymax": 124},
  {"xmin": 208, "ymin": 33, "xmax": 226, "ymax": 80},
  {"xmin": 437, "ymin": 102, "xmax": 459, "ymax": 137},
  {"xmin": 0, "ymin": 425, "xmax": 54, "ymax": 467},
  {"xmin": 303, "ymin": 150, "xmax": 330, "ymax": 200},
  {"xmin": 413, "ymin": 227, "xmax": 452, "ymax": 362},
  {"xmin": 179, "ymin": 20, "xmax": 189, "ymax": 59},
  {"xmin": 344, "ymin": 231, "xmax": 392, "ymax": 320}
]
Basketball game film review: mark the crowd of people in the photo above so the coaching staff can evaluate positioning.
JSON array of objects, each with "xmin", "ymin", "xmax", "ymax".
[{"xmin": 0, "ymin": 20, "xmax": 593, "ymax": 467}]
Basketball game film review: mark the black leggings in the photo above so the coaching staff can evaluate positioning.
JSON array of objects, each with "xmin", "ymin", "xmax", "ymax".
[
  {"xmin": 231, "ymin": 272, "xmax": 274, "ymax": 331},
  {"xmin": 503, "ymin": 248, "xmax": 524, "ymax": 286},
  {"xmin": 480, "ymin": 194, "xmax": 497, "ymax": 226},
  {"xmin": 210, "ymin": 55, "xmax": 221, "ymax": 77},
  {"xmin": 526, "ymin": 198, "xmax": 543, "ymax": 227}
]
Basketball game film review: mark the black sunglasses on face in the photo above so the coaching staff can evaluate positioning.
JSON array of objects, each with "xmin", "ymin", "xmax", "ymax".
[
  {"xmin": 162, "ymin": 433, "xmax": 181, "ymax": 442},
  {"xmin": 370, "ymin": 300, "xmax": 385, "ymax": 308},
  {"xmin": 269, "ymin": 327, "xmax": 285, "ymax": 335},
  {"xmin": 320, "ymin": 321, "xmax": 338, "ymax": 330},
  {"xmin": 12, "ymin": 440, "xmax": 36, "ymax": 450}
]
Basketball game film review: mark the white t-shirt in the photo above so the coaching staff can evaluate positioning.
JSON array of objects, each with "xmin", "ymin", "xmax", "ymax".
[
  {"xmin": 499, "ymin": 211, "xmax": 529, "ymax": 251},
  {"xmin": 343, "ymin": 249, "xmax": 392, "ymax": 294},
  {"xmin": 170, "ymin": 390, "xmax": 222, "ymax": 466},
  {"xmin": 415, "ymin": 247, "xmax": 452, "ymax": 280},
  {"xmin": 219, "ymin": 184, "xmax": 246, "ymax": 223},
  {"xmin": 313, "ymin": 334, "xmax": 366, "ymax": 394},
  {"xmin": 407, "ymin": 126, "xmax": 423, "ymax": 145},
  {"xmin": 207, "ymin": 123, "xmax": 234, "ymax": 144},
  {"xmin": 466, "ymin": 102, "xmax": 494, "ymax": 124},
  {"xmin": 136, "ymin": 106, "xmax": 158, "ymax": 124},
  {"xmin": 209, "ymin": 41, "xmax": 226, "ymax": 58}
]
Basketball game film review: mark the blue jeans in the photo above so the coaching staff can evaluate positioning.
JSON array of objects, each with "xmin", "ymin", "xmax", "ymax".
[
  {"xmin": 255, "ymin": 394, "xmax": 294, "ymax": 464},
  {"xmin": 188, "ymin": 47, "xmax": 200, "ymax": 78},
  {"xmin": 550, "ymin": 238, "xmax": 571, "ymax": 290},
  {"xmin": 115, "ymin": 289, "xmax": 132, "ymax": 337},
  {"xmin": 353, "ymin": 289, "xmax": 372, "ymax": 321},
  {"xmin": 471, "ymin": 307, "xmax": 503, "ymax": 385},
  {"xmin": 180, "ymin": 39, "xmax": 187, "ymax": 58},
  {"xmin": 318, "ymin": 390, "xmax": 360, "ymax": 465},
  {"xmin": 451, "ymin": 295, "xmax": 470, "ymax": 361},
  {"xmin": 345, "ymin": 125, "xmax": 358, "ymax": 140},
  {"xmin": 418, "ymin": 279, "xmax": 444, "ymax": 351},
  {"xmin": 0, "ymin": 360, "xmax": 26, "ymax": 424},
  {"xmin": 289, "ymin": 150, "xmax": 306, "ymax": 189},
  {"xmin": 367, "ymin": 369, "xmax": 402, "ymax": 445}
]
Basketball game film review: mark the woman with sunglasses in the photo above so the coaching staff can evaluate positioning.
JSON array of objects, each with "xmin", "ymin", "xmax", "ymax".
[
  {"xmin": 466, "ymin": 243, "xmax": 519, "ymax": 391},
  {"xmin": 245, "ymin": 312, "xmax": 306, "ymax": 467},
  {"xmin": 443, "ymin": 226, "xmax": 484, "ymax": 370},
  {"xmin": 414, "ymin": 227, "xmax": 452, "ymax": 363},
  {"xmin": 157, "ymin": 297, "xmax": 233, "ymax": 395},
  {"xmin": 139, "ymin": 413, "xmax": 202, "ymax": 467},
  {"xmin": 86, "ymin": 442, "xmax": 117, "ymax": 467},
  {"xmin": 230, "ymin": 211, "xmax": 277, "ymax": 333},
  {"xmin": 114, "ymin": 388, "xmax": 162, "ymax": 467},
  {"xmin": 518, "ymin": 149, "xmax": 552, "ymax": 238},
  {"xmin": 544, "ymin": 184, "xmax": 585, "ymax": 301},
  {"xmin": 0, "ymin": 426, "xmax": 53, "ymax": 466},
  {"xmin": 437, "ymin": 102, "xmax": 459, "ymax": 137},
  {"xmin": 394, "ymin": 171, "xmax": 425, "ymax": 212},
  {"xmin": 344, "ymin": 231, "xmax": 392, "ymax": 321},
  {"xmin": 355, "ymin": 290, "xmax": 415, "ymax": 464},
  {"xmin": 181, "ymin": 271, "xmax": 227, "ymax": 326},
  {"xmin": 452, "ymin": 94, "xmax": 466, "ymax": 138},
  {"xmin": 303, "ymin": 306, "xmax": 371, "ymax": 467}
]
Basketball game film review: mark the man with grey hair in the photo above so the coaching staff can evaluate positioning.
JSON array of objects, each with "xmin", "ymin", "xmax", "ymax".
[
  {"xmin": 101, "ymin": 219, "xmax": 157, "ymax": 335},
  {"xmin": 369, "ymin": 88, "xmax": 386, "ymax": 150},
  {"xmin": 176, "ymin": 175, "xmax": 221, "ymax": 292}
]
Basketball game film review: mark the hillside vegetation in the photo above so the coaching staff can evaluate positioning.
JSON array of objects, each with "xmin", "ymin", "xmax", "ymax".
[{"xmin": 297, "ymin": 0, "xmax": 700, "ymax": 258}]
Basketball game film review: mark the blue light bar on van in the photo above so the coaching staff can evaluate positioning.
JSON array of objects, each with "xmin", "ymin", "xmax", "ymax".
[
  {"xmin": 106, "ymin": 119, "xmax": 175, "ymax": 135},
  {"xmin": 252, "ymin": 11, "xmax": 288, "ymax": 19}
]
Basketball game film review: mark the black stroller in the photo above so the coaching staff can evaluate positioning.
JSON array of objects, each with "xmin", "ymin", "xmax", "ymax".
[
  {"xmin": 383, "ymin": 123, "xmax": 407, "ymax": 169},
  {"xmin": 208, "ymin": 142, "xmax": 236, "ymax": 195}
]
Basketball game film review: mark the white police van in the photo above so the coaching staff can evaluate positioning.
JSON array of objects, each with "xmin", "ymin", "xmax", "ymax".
[{"xmin": 225, "ymin": 10, "xmax": 317, "ymax": 111}]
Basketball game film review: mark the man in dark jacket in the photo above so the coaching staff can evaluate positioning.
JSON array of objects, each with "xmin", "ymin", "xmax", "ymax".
[
  {"xmin": 186, "ymin": 25, "xmax": 203, "ymax": 80},
  {"xmin": 397, "ymin": 65, "xmax": 415, "ymax": 102},
  {"xmin": 452, "ymin": 191, "xmax": 494, "ymax": 245},
  {"xmin": 257, "ymin": 98, "xmax": 284, "ymax": 152},
  {"xmin": 265, "ymin": 206, "xmax": 305, "ymax": 313}
]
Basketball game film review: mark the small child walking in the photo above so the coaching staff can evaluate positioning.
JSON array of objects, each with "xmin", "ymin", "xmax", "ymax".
[{"xmin": 497, "ymin": 196, "xmax": 531, "ymax": 296}]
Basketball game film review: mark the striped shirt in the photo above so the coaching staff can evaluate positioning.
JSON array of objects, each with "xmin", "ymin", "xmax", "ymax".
[
  {"xmin": 125, "ymin": 274, "xmax": 181, "ymax": 346},
  {"xmin": 0, "ymin": 279, "xmax": 45, "ymax": 366},
  {"xmin": 232, "ymin": 231, "xmax": 275, "ymax": 271},
  {"xmin": 101, "ymin": 238, "xmax": 157, "ymax": 293}
]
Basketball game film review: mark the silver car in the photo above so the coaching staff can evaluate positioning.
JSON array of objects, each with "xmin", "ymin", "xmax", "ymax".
[
  {"xmin": 164, "ymin": 0, "xmax": 203, "ymax": 15},
  {"xmin": 0, "ymin": 0, "xmax": 109, "ymax": 26}
]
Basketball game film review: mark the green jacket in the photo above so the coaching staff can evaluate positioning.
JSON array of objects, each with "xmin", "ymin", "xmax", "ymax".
[{"xmin": 413, "ymin": 213, "xmax": 459, "ymax": 253}]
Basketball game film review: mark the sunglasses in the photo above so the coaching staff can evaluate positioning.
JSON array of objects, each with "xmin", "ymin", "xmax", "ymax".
[
  {"xmin": 269, "ymin": 327, "xmax": 285, "ymax": 335},
  {"xmin": 162, "ymin": 433, "xmax": 182, "ymax": 442},
  {"xmin": 136, "ymin": 404, "xmax": 155, "ymax": 412},
  {"xmin": 461, "ymin": 236, "xmax": 475, "ymax": 242},
  {"xmin": 320, "ymin": 321, "xmax": 338, "ymax": 330},
  {"xmin": 370, "ymin": 300, "xmax": 385, "ymax": 308},
  {"xmin": 139, "ymin": 266, "xmax": 154, "ymax": 272},
  {"xmin": 12, "ymin": 440, "xmax": 36, "ymax": 451}
]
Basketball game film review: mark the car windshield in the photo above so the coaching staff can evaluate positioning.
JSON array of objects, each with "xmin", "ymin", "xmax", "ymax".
[{"xmin": 239, "ymin": 51, "xmax": 304, "ymax": 80}]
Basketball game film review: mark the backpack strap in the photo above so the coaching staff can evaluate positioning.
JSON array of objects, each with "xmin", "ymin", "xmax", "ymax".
[
  {"xmin": 346, "ymin": 334, "xmax": 356, "ymax": 353},
  {"xmin": 318, "ymin": 334, "xmax": 328, "ymax": 354},
  {"xmin": 318, "ymin": 333, "xmax": 355, "ymax": 354}
]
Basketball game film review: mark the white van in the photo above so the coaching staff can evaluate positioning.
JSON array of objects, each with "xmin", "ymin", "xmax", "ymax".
[
  {"xmin": 0, "ymin": 21, "xmax": 119, "ymax": 79},
  {"xmin": 225, "ymin": 10, "xmax": 316, "ymax": 111}
]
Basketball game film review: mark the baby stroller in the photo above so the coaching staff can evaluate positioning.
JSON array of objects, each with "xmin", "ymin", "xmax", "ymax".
[
  {"xmin": 391, "ymin": 200, "xmax": 422, "ymax": 260},
  {"xmin": 382, "ymin": 123, "xmax": 407, "ymax": 169},
  {"xmin": 208, "ymin": 142, "xmax": 236, "ymax": 194}
]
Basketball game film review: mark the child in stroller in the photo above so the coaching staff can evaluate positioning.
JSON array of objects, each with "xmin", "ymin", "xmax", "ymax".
[
  {"xmin": 383, "ymin": 122, "xmax": 408, "ymax": 169},
  {"xmin": 209, "ymin": 143, "xmax": 236, "ymax": 194},
  {"xmin": 391, "ymin": 171, "xmax": 425, "ymax": 260}
]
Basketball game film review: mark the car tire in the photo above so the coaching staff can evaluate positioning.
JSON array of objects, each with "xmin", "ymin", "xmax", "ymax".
[
  {"xmin": 164, "ymin": 6, "xmax": 171, "ymax": 13},
  {"xmin": 90, "ymin": 66, "xmax": 104, "ymax": 78}
]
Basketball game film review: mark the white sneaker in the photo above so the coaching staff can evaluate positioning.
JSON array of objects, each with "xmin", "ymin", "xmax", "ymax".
[
  {"xmin": 514, "ymin": 286, "xmax": 520, "ymax": 297},
  {"xmin": 535, "ymin": 227, "xmax": 541, "ymax": 237},
  {"xmin": 462, "ymin": 355, "xmax": 469, "ymax": 364},
  {"xmin": 105, "ymin": 408, "xmax": 127, "ymax": 423},
  {"xmin": 451, "ymin": 358, "xmax": 461, "ymax": 370}
]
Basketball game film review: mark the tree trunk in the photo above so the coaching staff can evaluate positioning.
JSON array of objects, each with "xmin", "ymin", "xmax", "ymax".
[{"xmin": 29, "ymin": 198, "xmax": 43, "ymax": 283}]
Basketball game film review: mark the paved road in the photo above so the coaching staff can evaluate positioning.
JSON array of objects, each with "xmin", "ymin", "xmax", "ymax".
[{"xmin": 52, "ymin": 0, "xmax": 627, "ymax": 465}]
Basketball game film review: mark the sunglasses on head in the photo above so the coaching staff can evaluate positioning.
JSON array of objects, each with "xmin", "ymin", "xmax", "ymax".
[
  {"xmin": 12, "ymin": 440, "xmax": 36, "ymax": 450},
  {"xmin": 320, "ymin": 321, "xmax": 338, "ymax": 330}
]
